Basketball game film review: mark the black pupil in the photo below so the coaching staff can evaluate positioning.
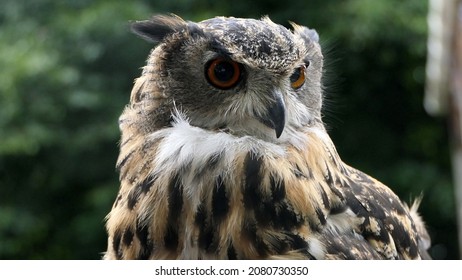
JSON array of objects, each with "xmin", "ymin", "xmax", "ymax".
[
  {"xmin": 214, "ymin": 61, "xmax": 235, "ymax": 82},
  {"xmin": 290, "ymin": 68, "xmax": 301, "ymax": 83}
]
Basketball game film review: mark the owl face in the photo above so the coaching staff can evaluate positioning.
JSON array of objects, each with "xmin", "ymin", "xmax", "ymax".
[{"xmin": 131, "ymin": 15, "xmax": 324, "ymax": 143}]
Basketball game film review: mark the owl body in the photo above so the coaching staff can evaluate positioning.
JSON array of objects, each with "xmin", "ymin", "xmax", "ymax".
[{"xmin": 104, "ymin": 15, "xmax": 430, "ymax": 259}]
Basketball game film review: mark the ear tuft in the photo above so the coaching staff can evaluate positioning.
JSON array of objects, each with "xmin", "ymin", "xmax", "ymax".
[
  {"xmin": 290, "ymin": 21, "xmax": 319, "ymax": 43},
  {"xmin": 130, "ymin": 14, "xmax": 188, "ymax": 43}
]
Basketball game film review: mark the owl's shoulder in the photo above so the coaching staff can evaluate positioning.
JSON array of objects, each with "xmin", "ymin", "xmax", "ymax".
[{"xmin": 109, "ymin": 110, "xmax": 428, "ymax": 259}]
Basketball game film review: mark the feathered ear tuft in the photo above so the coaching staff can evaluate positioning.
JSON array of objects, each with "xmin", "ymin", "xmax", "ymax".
[
  {"xmin": 290, "ymin": 21, "xmax": 319, "ymax": 43},
  {"xmin": 130, "ymin": 14, "xmax": 188, "ymax": 43}
]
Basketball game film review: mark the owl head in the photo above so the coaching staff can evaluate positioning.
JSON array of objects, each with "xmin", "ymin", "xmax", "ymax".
[{"xmin": 129, "ymin": 14, "xmax": 323, "ymax": 143}]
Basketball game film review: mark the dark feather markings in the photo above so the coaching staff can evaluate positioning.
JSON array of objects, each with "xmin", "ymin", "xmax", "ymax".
[
  {"xmin": 253, "ymin": 176, "xmax": 278, "ymax": 226},
  {"xmin": 362, "ymin": 217, "xmax": 390, "ymax": 244},
  {"xmin": 164, "ymin": 226, "xmax": 180, "ymax": 252},
  {"xmin": 386, "ymin": 216, "xmax": 418, "ymax": 259},
  {"xmin": 127, "ymin": 187, "xmax": 142, "ymax": 210},
  {"xmin": 329, "ymin": 202, "xmax": 348, "ymax": 215},
  {"xmin": 198, "ymin": 225, "xmax": 215, "ymax": 252},
  {"xmin": 195, "ymin": 203, "xmax": 218, "ymax": 253},
  {"xmin": 342, "ymin": 171, "xmax": 420, "ymax": 259},
  {"xmin": 227, "ymin": 244, "xmax": 238, "ymax": 260},
  {"xmin": 194, "ymin": 203, "xmax": 207, "ymax": 228},
  {"xmin": 323, "ymin": 230, "xmax": 380, "ymax": 259},
  {"xmin": 254, "ymin": 200, "xmax": 276, "ymax": 227},
  {"xmin": 112, "ymin": 229, "xmax": 123, "ymax": 260},
  {"xmin": 274, "ymin": 201, "xmax": 303, "ymax": 231},
  {"xmin": 324, "ymin": 169, "xmax": 344, "ymax": 200},
  {"xmin": 135, "ymin": 217, "xmax": 154, "ymax": 259},
  {"xmin": 258, "ymin": 39, "xmax": 272, "ymax": 55},
  {"xmin": 116, "ymin": 149, "xmax": 135, "ymax": 172},
  {"xmin": 243, "ymin": 169, "xmax": 302, "ymax": 231},
  {"xmin": 293, "ymin": 164, "xmax": 311, "ymax": 179},
  {"xmin": 242, "ymin": 155, "xmax": 303, "ymax": 230},
  {"xmin": 268, "ymin": 235, "xmax": 290, "ymax": 255},
  {"xmin": 286, "ymin": 233, "xmax": 314, "ymax": 259},
  {"xmin": 122, "ymin": 228, "xmax": 134, "ymax": 246},
  {"xmin": 324, "ymin": 164, "xmax": 334, "ymax": 185},
  {"xmin": 212, "ymin": 175, "xmax": 229, "ymax": 222},
  {"xmin": 164, "ymin": 173, "xmax": 183, "ymax": 250},
  {"xmin": 243, "ymin": 151, "xmax": 263, "ymax": 210},
  {"xmin": 342, "ymin": 190, "xmax": 367, "ymax": 217},
  {"xmin": 269, "ymin": 175, "xmax": 286, "ymax": 202},
  {"xmin": 315, "ymin": 207, "xmax": 327, "ymax": 226},
  {"xmin": 168, "ymin": 174, "xmax": 183, "ymax": 212},
  {"xmin": 126, "ymin": 175, "xmax": 157, "ymax": 210},
  {"xmin": 140, "ymin": 174, "xmax": 157, "ymax": 193},
  {"xmin": 242, "ymin": 219, "xmax": 268, "ymax": 257},
  {"xmin": 317, "ymin": 183, "xmax": 330, "ymax": 209}
]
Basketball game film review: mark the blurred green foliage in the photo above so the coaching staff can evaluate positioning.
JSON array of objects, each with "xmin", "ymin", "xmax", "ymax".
[{"xmin": 0, "ymin": 0, "xmax": 457, "ymax": 259}]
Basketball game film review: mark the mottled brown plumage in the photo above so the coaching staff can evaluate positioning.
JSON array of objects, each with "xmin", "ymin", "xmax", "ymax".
[{"xmin": 104, "ymin": 15, "xmax": 430, "ymax": 259}]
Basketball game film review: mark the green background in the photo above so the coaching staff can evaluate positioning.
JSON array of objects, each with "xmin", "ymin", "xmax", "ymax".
[{"xmin": 0, "ymin": 0, "xmax": 457, "ymax": 259}]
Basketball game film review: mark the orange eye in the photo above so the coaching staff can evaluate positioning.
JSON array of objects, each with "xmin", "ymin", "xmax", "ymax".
[
  {"xmin": 206, "ymin": 58, "xmax": 242, "ymax": 89},
  {"xmin": 290, "ymin": 65, "xmax": 306, "ymax": 89}
]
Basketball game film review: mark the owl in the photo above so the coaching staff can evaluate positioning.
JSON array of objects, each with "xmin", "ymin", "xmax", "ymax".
[{"xmin": 104, "ymin": 14, "xmax": 431, "ymax": 260}]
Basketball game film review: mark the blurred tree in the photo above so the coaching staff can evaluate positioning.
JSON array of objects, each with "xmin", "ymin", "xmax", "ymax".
[
  {"xmin": 0, "ymin": 0, "xmax": 456, "ymax": 259},
  {"xmin": 0, "ymin": 0, "xmax": 153, "ymax": 259}
]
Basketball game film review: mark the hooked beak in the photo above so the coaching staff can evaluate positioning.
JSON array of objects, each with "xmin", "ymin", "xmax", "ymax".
[{"xmin": 257, "ymin": 90, "xmax": 286, "ymax": 138}]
